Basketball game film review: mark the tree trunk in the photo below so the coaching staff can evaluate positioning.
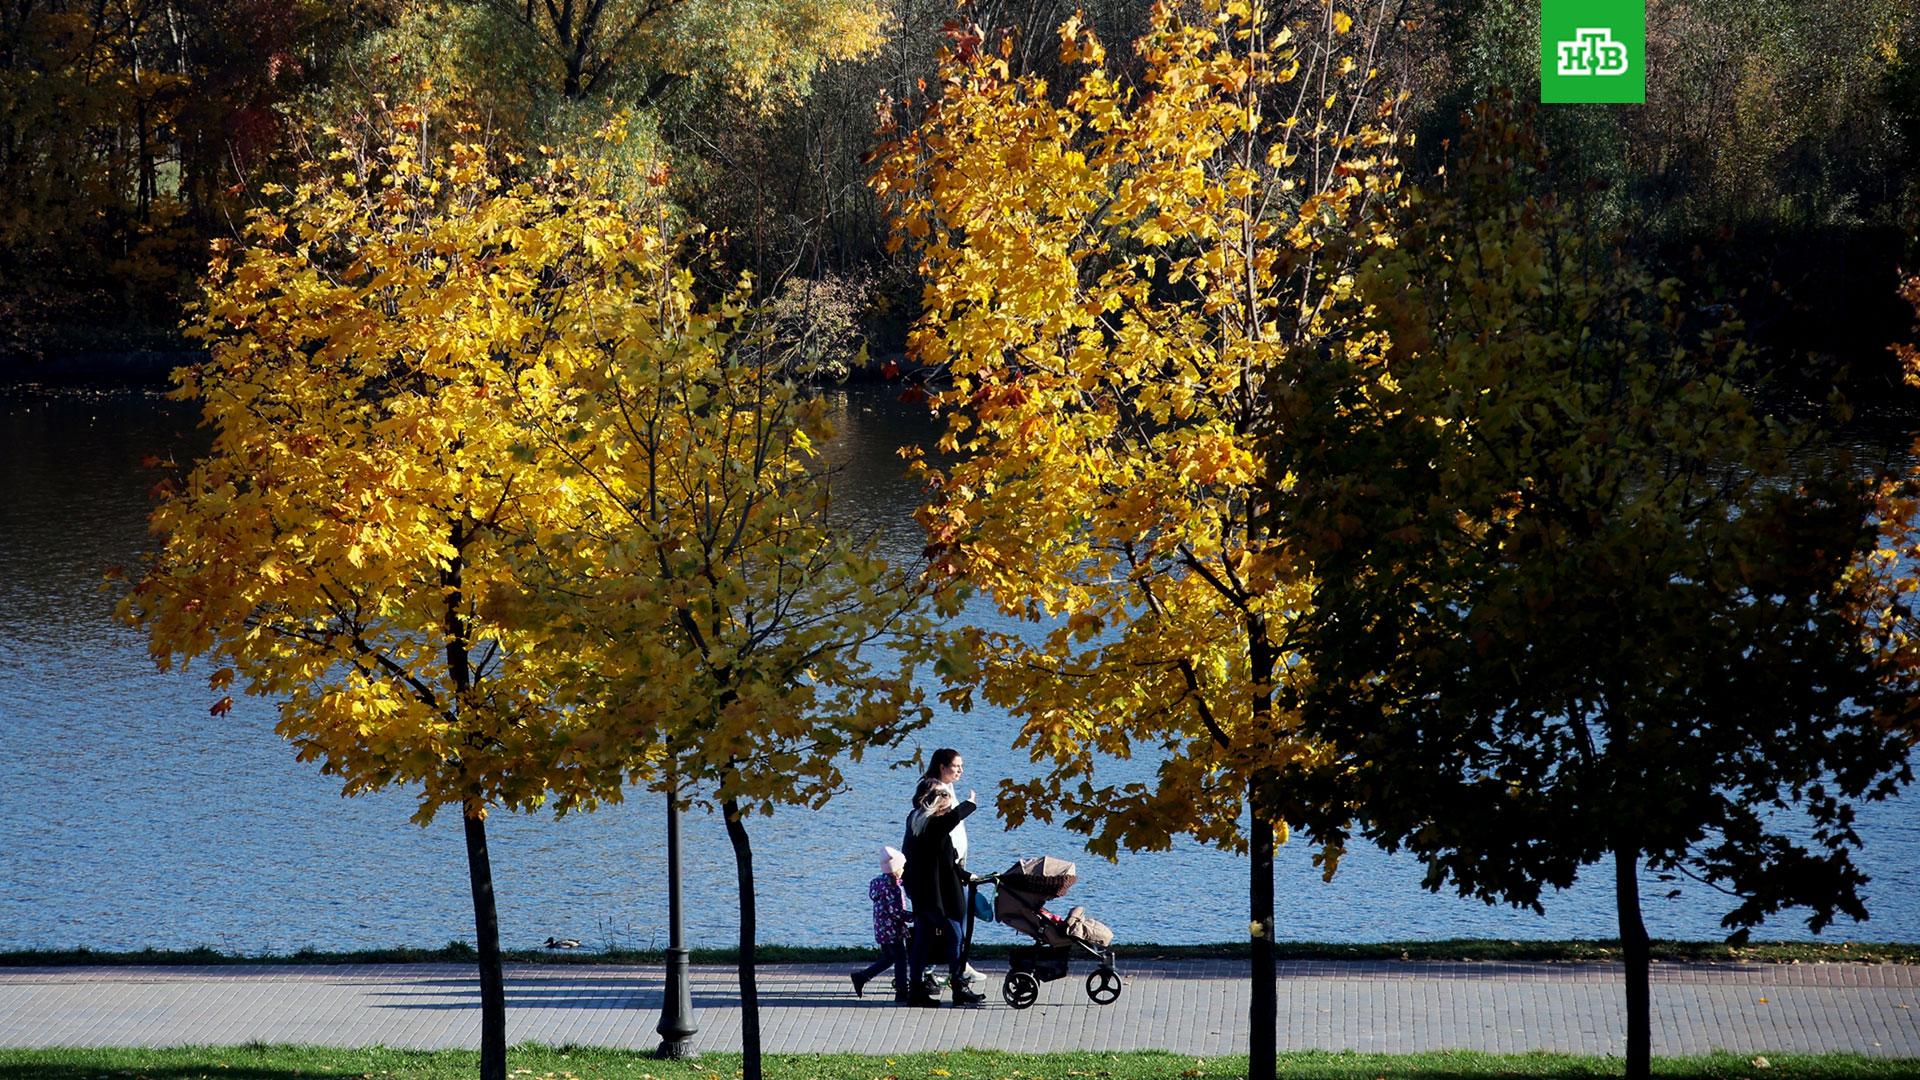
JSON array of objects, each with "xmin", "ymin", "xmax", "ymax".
[
  {"xmin": 1250, "ymin": 811, "xmax": 1276, "ymax": 1080},
  {"xmin": 1615, "ymin": 845, "xmax": 1651, "ymax": 1080},
  {"xmin": 464, "ymin": 812, "xmax": 508, "ymax": 1080},
  {"xmin": 446, "ymin": 535, "xmax": 505, "ymax": 1080},
  {"xmin": 723, "ymin": 796, "xmax": 762, "ymax": 1080},
  {"xmin": 134, "ymin": 94, "xmax": 154, "ymax": 222},
  {"xmin": 1247, "ymin": 618, "xmax": 1278, "ymax": 1080}
]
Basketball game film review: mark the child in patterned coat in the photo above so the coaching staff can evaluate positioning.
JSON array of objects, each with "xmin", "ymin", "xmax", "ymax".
[{"xmin": 851, "ymin": 845, "xmax": 911, "ymax": 1001}]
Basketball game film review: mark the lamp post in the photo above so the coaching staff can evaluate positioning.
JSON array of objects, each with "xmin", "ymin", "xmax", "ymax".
[{"xmin": 656, "ymin": 780, "xmax": 698, "ymax": 1059}]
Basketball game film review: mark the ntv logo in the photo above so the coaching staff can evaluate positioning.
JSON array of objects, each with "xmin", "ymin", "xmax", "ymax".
[
  {"xmin": 1541, "ymin": 1, "xmax": 1644, "ymax": 103},
  {"xmin": 1556, "ymin": 28, "xmax": 1630, "ymax": 77}
]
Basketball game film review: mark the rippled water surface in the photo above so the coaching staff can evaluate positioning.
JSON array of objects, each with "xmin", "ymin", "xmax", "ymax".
[{"xmin": 1, "ymin": 385, "xmax": 1915, "ymax": 954}]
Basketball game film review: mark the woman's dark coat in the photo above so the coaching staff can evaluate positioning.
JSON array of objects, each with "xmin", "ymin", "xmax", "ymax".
[{"xmin": 902, "ymin": 798, "xmax": 975, "ymax": 922}]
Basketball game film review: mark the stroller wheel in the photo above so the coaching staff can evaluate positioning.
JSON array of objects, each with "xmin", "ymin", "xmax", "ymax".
[
  {"xmin": 1003, "ymin": 970, "xmax": 1040, "ymax": 1009},
  {"xmin": 1086, "ymin": 966, "xmax": 1122, "ymax": 1005}
]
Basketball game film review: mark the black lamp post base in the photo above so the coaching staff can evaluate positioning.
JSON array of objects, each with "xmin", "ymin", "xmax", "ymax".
[
  {"xmin": 656, "ymin": 790, "xmax": 699, "ymax": 1061},
  {"xmin": 656, "ymin": 944, "xmax": 697, "ymax": 1058}
]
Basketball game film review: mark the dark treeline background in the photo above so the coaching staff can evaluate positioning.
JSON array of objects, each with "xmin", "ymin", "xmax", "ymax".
[{"xmin": 3, "ymin": 0, "xmax": 1918, "ymax": 391}]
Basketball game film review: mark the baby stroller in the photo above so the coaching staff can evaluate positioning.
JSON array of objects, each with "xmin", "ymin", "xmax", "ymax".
[{"xmin": 984, "ymin": 855, "xmax": 1121, "ymax": 1009}]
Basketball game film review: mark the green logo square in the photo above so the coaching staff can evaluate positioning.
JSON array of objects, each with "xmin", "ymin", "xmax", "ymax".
[{"xmin": 1541, "ymin": 0, "xmax": 1645, "ymax": 104}]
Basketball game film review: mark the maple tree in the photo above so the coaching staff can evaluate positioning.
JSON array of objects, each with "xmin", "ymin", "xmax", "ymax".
[
  {"xmin": 1267, "ymin": 98, "xmax": 1920, "ymax": 1080},
  {"xmin": 520, "ymin": 260, "xmax": 932, "ymax": 1080},
  {"xmin": 118, "ymin": 108, "xmax": 652, "ymax": 1080},
  {"xmin": 873, "ymin": 2, "xmax": 1406, "ymax": 1074}
]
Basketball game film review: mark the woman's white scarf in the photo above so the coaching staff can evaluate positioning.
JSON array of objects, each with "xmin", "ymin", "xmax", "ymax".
[{"xmin": 936, "ymin": 781, "xmax": 968, "ymax": 866}]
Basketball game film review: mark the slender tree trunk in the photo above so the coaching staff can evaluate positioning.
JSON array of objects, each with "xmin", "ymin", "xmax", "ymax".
[
  {"xmin": 1248, "ymin": 621, "xmax": 1278, "ymax": 1080},
  {"xmin": 134, "ymin": 94, "xmax": 153, "ymax": 222},
  {"xmin": 1615, "ymin": 845, "xmax": 1651, "ymax": 1080},
  {"xmin": 723, "ymin": 796, "xmax": 762, "ymax": 1080},
  {"xmin": 464, "ymin": 812, "xmax": 508, "ymax": 1080},
  {"xmin": 446, "ymin": 535, "xmax": 506, "ymax": 1080},
  {"xmin": 1250, "ymin": 811, "xmax": 1276, "ymax": 1080}
]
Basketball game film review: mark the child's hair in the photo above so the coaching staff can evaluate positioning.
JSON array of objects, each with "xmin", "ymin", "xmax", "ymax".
[{"xmin": 918, "ymin": 783, "xmax": 956, "ymax": 815}]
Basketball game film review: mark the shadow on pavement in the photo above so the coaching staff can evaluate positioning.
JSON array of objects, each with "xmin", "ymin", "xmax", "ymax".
[{"xmin": 364, "ymin": 979, "xmax": 1050, "ymax": 1010}]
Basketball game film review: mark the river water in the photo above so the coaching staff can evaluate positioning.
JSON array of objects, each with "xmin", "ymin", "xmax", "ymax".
[{"xmin": 0, "ymin": 384, "xmax": 1915, "ymax": 954}]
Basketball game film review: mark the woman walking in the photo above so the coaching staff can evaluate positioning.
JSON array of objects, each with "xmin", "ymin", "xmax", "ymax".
[
  {"xmin": 909, "ymin": 750, "xmax": 975, "ymax": 908},
  {"xmin": 901, "ymin": 780, "xmax": 982, "ymax": 1006}
]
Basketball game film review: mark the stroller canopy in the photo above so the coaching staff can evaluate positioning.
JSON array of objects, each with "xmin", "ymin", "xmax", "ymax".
[{"xmin": 999, "ymin": 856, "xmax": 1078, "ymax": 899}]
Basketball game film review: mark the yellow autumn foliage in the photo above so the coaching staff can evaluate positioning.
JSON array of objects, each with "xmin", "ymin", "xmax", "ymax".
[
  {"xmin": 121, "ymin": 108, "xmax": 671, "ymax": 825},
  {"xmin": 125, "ymin": 99, "xmax": 933, "ymax": 828},
  {"xmin": 873, "ymin": 0, "xmax": 1404, "ymax": 861},
  {"xmin": 519, "ymin": 267, "xmax": 935, "ymax": 816}
]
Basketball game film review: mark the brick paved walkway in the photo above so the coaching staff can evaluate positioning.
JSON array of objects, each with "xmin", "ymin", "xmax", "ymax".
[{"xmin": 1, "ymin": 959, "xmax": 1916, "ymax": 1057}]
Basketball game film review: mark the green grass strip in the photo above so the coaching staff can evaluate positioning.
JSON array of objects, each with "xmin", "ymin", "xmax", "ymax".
[
  {"xmin": 4, "ymin": 939, "xmax": 1917, "ymax": 968},
  {"xmin": 1, "ymin": 1046, "xmax": 1917, "ymax": 1079}
]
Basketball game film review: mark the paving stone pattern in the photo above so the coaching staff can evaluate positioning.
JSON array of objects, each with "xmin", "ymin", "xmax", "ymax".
[{"xmin": 0, "ymin": 960, "xmax": 1916, "ymax": 1057}]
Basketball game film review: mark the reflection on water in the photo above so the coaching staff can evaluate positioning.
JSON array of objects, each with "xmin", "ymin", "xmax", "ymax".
[{"xmin": 0, "ymin": 385, "xmax": 1915, "ymax": 953}]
